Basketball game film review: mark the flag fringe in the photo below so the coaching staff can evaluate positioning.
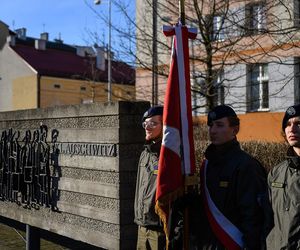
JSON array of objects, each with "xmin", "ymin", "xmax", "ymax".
[{"xmin": 155, "ymin": 187, "xmax": 184, "ymax": 248}]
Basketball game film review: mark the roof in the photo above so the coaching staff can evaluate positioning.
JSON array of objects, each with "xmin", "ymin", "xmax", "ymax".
[{"xmin": 10, "ymin": 37, "xmax": 135, "ymax": 85}]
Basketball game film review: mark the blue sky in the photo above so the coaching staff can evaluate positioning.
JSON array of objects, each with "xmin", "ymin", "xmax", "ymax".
[{"xmin": 0, "ymin": 0, "xmax": 135, "ymax": 61}]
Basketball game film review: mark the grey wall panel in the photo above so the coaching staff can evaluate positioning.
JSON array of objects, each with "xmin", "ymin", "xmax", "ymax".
[{"xmin": 0, "ymin": 101, "xmax": 150, "ymax": 249}]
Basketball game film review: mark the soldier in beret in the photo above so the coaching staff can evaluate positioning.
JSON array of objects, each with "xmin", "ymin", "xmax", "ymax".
[
  {"xmin": 134, "ymin": 105, "xmax": 166, "ymax": 250},
  {"xmin": 197, "ymin": 104, "xmax": 269, "ymax": 250},
  {"xmin": 267, "ymin": 104, "xmax": 300, "ymax": 249}
]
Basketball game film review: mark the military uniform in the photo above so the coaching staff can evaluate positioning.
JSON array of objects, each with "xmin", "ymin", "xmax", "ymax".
[
  {"xmin": 134, "ymin": 141, "xmax": 165, "ymax": 250},
  {"xmin": 197, "ymin": 139, "xmax": 268, "ymax": 250},
  {"xmin": 267, "ymin": 147, "xmax": 300, "ymax": 250}
]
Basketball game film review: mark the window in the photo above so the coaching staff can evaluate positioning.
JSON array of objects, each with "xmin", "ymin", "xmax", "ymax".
[
  {"xmin": 294, "ymin": 0, "xmax": 300, "ymax": 27},
  {"xmin": 211, "ymin": 15, "xmax": 225, "ymax": 41},
  {"xmin": 53, "ymin": 84, "xmax": 61, "ymax": 89},
  {"xmin": 295, "ymin": 58, "xmax": 300, "ymax": 103},
  {"xmin": 213, "ymin": 70, "xmax": 225, "ymax": 106},
  {"xmin": 80, "ymin": 86, "xmax": 86, "ymax": 91},
  {"xmin": 247, "ymin": 64, "xmax": 269, "ymax": 111},
  {"xmin": 245, "ymin": 3, "xmax": 267, "ymax": 34}
]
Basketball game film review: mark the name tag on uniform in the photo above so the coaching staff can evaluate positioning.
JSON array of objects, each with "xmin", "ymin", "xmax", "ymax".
[
  {"xmin": 271, "ymin": 182, "xmax": 285, "ymax": 188},
  {"xmin": 219, "ymin": 181, "xmax": 229, "ymax": 188},
  {"xmin": 153, "ymin": 165, "xmax": 158, "ymax": 175}
]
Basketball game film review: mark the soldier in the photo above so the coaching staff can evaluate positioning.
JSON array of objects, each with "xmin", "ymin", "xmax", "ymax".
[
  {"xmin": 267, "ymin": 104, "xmax": 300, "ymax": 249},
  {"xmin": 134, "ymin": 106, "xmax": 165, "ymax": 250},
  {"xmin": 169, "ymin": 105, "xmax": 271, "ymax": 250},
  {"xmin": 198, "ymin": 105, "xmax": 269, "ymax": 250}
]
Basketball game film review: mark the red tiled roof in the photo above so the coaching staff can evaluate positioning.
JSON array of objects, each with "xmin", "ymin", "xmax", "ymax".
[{"xmin": 11, "ymin": 41, "xmax": 135, "ymax": 85}]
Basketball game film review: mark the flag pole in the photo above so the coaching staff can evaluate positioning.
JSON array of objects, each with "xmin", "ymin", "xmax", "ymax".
[
  {"xmin": 179, "ymin": 2, "xmax": 198, "ymax": 249},
  {"xmin": 179, "ymin": 0, "xmax": 185, "ymax": 25},
  {"xmin": 179, "ymin": 2, "xmax": 190, "ymax": 249}
]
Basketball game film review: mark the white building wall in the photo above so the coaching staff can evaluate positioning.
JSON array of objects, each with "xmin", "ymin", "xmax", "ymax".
[
  {"xmin": 224, "ymin": 64, "xmax": 248, "ymax": 113},
  {"xmin": 268, "ymin": 59, "xmax": 295, "ymax": 112},
  {"xmin": 0, "ymin": 42, "xmax": 35, "ymax": 111}
]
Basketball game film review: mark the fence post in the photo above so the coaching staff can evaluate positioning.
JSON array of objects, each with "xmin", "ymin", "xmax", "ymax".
[{"xmin": 26, "ymin": 224, "xmax": 40, "ymax": 250}]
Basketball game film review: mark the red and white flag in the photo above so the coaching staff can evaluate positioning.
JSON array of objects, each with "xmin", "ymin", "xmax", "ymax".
[{"xmin": 155, "ymin": 23, "xmax": 197, "ymax": 240}]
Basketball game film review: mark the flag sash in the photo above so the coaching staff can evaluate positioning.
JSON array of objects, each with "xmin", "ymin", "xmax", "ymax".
[{"xmin": 201, "ymin": 160, "xmax": 244, "ymax": 250}]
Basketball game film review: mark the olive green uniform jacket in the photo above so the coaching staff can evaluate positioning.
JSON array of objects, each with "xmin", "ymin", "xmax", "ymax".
[
  {"xmin": 267, "ymin": 147, "xmax": 300, "ymax": 250},
  {"xmin": 197, "ymin": 139, "xmax": 269, "ymax": 250},
  {"xmin": 134, "ymin": 141, "xmax": 162, "ymax": 229}
]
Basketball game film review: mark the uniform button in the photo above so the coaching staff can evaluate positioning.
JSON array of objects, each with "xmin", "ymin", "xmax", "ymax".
[{"xmin": 285, "ymin": 207, "xmax": 289, "ymax": 211}]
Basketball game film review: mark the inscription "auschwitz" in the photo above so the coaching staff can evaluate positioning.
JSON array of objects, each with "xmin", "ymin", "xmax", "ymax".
[{"xmin": 54, "ymin": 143, "xmax": 117, "ymax": 157}]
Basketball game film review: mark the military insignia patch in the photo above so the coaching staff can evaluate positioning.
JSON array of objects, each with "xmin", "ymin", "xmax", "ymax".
[
  {"xmin": 286, "ymin": 106, "xmax": 296, "ymax": 116},
  {"xmin": 208, "ymin": 111, "xmax": 217, "ymax": 121},
  {"xmin": 152, "ymin": 165, "xmax": 158, "ymax": 175}
]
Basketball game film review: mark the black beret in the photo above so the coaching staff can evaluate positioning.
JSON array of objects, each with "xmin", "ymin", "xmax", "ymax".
[
  {"xmin": 207, "ymin": 105, "xmax": 237, "ymax": 125},
  {"xmin": 282, "ymin": 104, "xmax": 300, "ymax": 131},
  {"xmin": 142, "ymin": 105, "xmax": 163, "ymax": 121}
]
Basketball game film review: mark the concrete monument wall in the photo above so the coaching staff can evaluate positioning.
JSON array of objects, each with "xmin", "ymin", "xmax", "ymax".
[{"xmin": 0, "ymin": 101, "xmax": 150, "ymax": 249}]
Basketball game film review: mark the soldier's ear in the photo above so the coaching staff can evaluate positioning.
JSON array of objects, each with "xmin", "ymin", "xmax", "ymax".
[{"xmin": 232, "ymin": 126, "xmax": 239, "ymax": 136}]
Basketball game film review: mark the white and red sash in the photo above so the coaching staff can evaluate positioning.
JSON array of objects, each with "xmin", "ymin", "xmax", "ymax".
[{"xmin": 201, "ymin": 160, "xmax": 244, "ymax": 250}]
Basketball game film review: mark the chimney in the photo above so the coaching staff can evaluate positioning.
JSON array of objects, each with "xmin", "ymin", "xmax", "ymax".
[
  {"xmin": 7, "ymin": 35, "xmax": 16, "ymax": 46},
  {"xmin": 15, "ymin": 28, "xmax": 26, "ymax": 40},
  {"xmin": 95, "ymin": 47, "xmax": 106, "ymax": 71},
  {"xmin": 101, "ymin": 45, "xmax": 114, "ymax": 60},
  {"xmin": 40, "ymin": 32, "xmax": 49, "ymax": 41},
  {"xmin": 76, "ymin": 47, "xmax": 85, "ymax": 57},
  {"xmin": 76, "ymin": 46, "xmax": 96, "ymax": 57},
  {"xmin": 35, "ymin": 39, "xmax": 46, "ymax": 50}
]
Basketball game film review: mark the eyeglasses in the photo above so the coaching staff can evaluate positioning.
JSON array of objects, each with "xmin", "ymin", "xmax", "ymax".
[{"xmin": 142, "ymin": 121, "xmax": 160, "ymax": 129}]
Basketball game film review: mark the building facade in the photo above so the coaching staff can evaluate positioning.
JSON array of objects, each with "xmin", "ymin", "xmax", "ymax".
[
  {"xmin": 136, "ymin": 0, "xmax": 300, "ymax": 141},
  {"xmin": 0, "ymin": 21, "xmax": 135, "ymax": 111}
]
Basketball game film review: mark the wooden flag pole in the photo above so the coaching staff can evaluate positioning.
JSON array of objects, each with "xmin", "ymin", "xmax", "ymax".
[{"xmin": 179, "ymin": 0, "xmax": 185, "ymax": 25}]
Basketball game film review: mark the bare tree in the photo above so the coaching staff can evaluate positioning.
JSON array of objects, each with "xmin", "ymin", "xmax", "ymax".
[{"xmin": 86, "ymin": 0, "xmax": 300, "ymax": 113}]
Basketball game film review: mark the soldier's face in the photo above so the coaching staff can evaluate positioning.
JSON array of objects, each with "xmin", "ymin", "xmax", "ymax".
[
  {"xmin": 285, "ymin": 116, "xmax": 300, "ymax": 148},
  {"xmin": 208, "ymin": 117, "xmax": 238, "ymax": 145},
  {"xmin": 143, "ymin": 115, "xmax": 163, "ymax": 141}
]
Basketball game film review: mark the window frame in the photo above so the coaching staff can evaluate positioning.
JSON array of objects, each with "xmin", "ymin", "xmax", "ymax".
[
  {"xmin": 245, "ymin": 2, "xmax": 267, "ymax": 35},
  {"xmin": 294, "ymin": 57, "xmax": 300, "ymax": 104},
  {"xmin": 294, "ymin": 0, "xmax": 300, "ymax": 27},
  {"xmin": 212, "ymin": 15, "xmax": 225, "ymax": 41},
  {"xmin": 212, "ymin": 70, "xmax": 225, "ymax": 106},
  {"xmin": 247, "ymin": 63, "xmax": 269, "ymax": 111}
]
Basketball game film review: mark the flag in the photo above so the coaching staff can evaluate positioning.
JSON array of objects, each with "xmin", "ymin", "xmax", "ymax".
[{"xmin": 155, "ymin": 23, "xmax": 197, "ymax": 243}]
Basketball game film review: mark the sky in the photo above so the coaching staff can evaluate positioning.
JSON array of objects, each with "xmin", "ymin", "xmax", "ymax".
[{"xmin": 0, "ymin": 0, "xmax": 135, "ymax": 60}]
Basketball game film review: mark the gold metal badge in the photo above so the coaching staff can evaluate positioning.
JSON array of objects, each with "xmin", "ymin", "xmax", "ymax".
[
  {"xmin": 271, "ymin": 182, "xmax": 284, "ymax": 188},
  {"xmin": 219, "ymin": 181, "xmax": 229, "ymax": 188}
]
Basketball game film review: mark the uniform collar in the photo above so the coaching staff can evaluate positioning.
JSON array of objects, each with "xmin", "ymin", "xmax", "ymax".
[
  {"xmin": 144, "ymin": 140, "xmax": 162, "ymax": 154},
  {"xmin": 205, "ymin": 139, "xmax": 240, "ymax": 160},
  {"xmin": 286, "ymin": 147, "xmax": 300, "ymax": 169}
]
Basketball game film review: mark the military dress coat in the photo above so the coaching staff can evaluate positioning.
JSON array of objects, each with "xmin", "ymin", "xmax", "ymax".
[
  {"xmin": 267, "ymin": 147, "xmax": 300, "ymax": 250},
  {"xmin": 134, "ymin": 141, "xmax": 162, "ymax": 229},
  {"xmin": 197, "ymin": 139, "xmax": 268, "ymax": 250}
]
